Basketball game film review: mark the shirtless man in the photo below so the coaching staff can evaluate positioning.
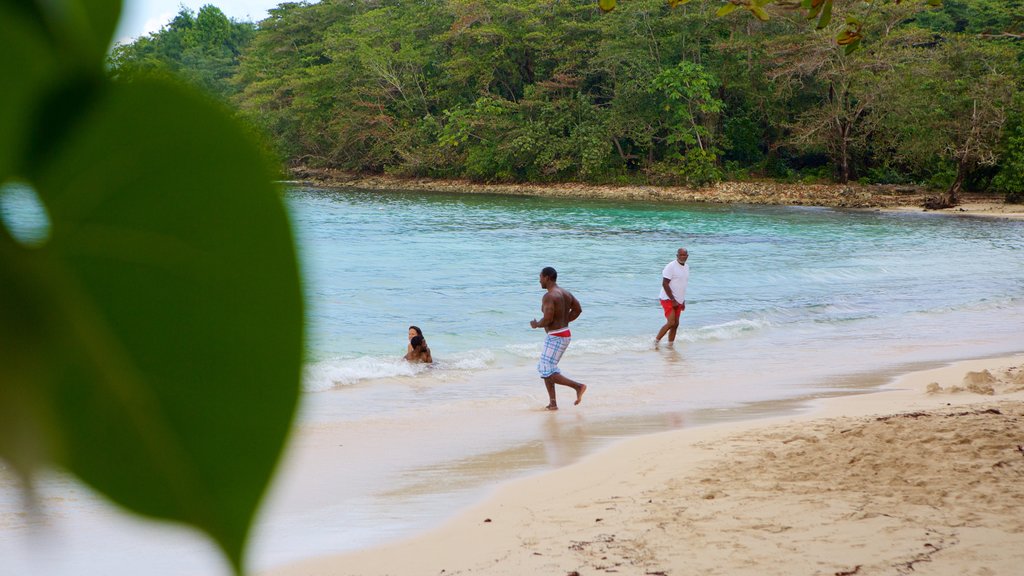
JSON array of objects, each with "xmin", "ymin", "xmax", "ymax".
[{"xmin": 529, "ymin": 267, "xmax": 587, "ymax": 410}]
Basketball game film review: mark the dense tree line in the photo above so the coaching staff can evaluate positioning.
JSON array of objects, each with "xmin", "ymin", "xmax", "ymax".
[
  {"xmin": 109, "ymin": 5, "xmax": 255, "ymax": 98},
  {"xmin": 110, "ymin": 0, "xmax": 1024, "ymax": 203}
]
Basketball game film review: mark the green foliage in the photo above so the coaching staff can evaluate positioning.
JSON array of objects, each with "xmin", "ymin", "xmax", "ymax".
[
  {"xmin": 722, "ymin": 115, "xmax": 765, "ymax": 165},
  {"xmin": 2, "ymin": 1, "xmax": 303, "ymax": 573},
  {"xmin": 914, "ymin": 0, "xmax": 1023, "ymax": 34},
  {"xmin": 129, "ymin": 0, "xmax": 1024, "ymax": 190},
  {"xmin": 109, "ymin": 5, "xmax": 255, "ymax": 100},
  {"xmin": 650, "ymin": 61, "xmax": 724, "ymax": 151},
  {"xmin": 993, "ymin": 118, "xmax": 1024, "ymax": 202}
]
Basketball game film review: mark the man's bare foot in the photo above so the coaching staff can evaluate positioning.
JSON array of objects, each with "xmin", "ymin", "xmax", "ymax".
[
  {"xmin": 546, "ymin": 403, "xmax": 558, "ymax": 411},
  {"xmin": 574, "ymin": 384, "xmax": 587, "ymax": 406}
]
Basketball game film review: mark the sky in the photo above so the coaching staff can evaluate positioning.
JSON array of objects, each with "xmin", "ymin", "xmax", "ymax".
[{"xmin": 114, "ymin": 0, "xmax": 285, "ymax": 43}]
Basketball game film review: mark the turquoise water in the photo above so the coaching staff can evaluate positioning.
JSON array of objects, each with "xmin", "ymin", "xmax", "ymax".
[
  {"xmin": 3, "ymin": 185, "xmax": 1024, "ymax": 576},
  {"xmin": 292, "ymin": 186, "xmax": 1024, "ymax": 391}
]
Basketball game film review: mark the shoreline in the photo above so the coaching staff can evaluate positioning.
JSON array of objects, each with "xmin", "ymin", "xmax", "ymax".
[
  {"xmin": 264, "ymin": 352, "xmax": 1024, "ymax": 576},
  {"xmin": 286, "ymin": 168, "xmax": 1024, "ymax": 219}
]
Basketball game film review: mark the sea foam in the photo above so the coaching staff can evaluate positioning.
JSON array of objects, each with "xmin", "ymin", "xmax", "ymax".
[{"xmin": 303, "ymin": 349, "xmax": 497, "ymax": 391}]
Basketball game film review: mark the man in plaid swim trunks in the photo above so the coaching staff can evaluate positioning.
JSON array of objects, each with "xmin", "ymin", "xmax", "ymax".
[{"xmin": 530, "ymin": 266, "xmax": 587, "ymax": 410}]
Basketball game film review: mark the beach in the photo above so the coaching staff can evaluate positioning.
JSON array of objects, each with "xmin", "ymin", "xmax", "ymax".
[
  {"xmin": 4, "ymin": 187, "xmax": 1024, "ymax": 576},
  {"xmin": 266, "ymin": 354, "xmax": 1024, "ymax": 576}
]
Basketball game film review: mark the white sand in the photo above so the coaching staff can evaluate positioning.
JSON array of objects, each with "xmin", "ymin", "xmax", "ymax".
[{"xmin": 265, "ymin": 355, "xmax": 1024, "ymax": 576}]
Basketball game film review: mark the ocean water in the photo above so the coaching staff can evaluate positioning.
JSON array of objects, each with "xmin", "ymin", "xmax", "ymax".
[
  {"xmin": 292, "ymin": 186, "xmax": 1024, "ymax": 399},
  {"xmin": 2, "ymin": 185, "xmax": 1024, "ymax": 575}
]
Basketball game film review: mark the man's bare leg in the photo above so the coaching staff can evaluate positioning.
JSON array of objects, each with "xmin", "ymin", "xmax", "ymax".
[
  {"xmin": 656, "ymin": 315, "xmax": 679, "ymax": 343},
  {"xmin": 545, "ymin": 373, "xmax": 587, "ymax": 407},
  {"xmin": 544, "ymin": 378, "xmax": 558, "ymax": 410}
]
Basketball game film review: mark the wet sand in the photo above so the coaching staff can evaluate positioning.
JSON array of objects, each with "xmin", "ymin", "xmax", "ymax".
[{"xmin": 264, "ymin": 354, "xmax": 1024, "ymax": 576}]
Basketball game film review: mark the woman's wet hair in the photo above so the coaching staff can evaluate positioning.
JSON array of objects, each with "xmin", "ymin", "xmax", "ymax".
[
  {"xmin": 410, "ymin": 335, "xmax": 425, "ymax": 348},
  {"xmin": 409, "ymin": 325, "xmax": 423, "ymax": 337}
]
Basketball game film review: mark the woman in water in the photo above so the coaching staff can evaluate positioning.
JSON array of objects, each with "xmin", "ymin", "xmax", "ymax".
[{"xmin": 405, "ymin": 326, "xmax": 432, "ymax": 363}]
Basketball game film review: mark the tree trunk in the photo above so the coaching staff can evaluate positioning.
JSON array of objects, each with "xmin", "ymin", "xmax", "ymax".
[
  {"xmin": 836, "ymin": 125, "xmax": 850, "ymax": 184},
  {"xmin": 946, "ymin": 160, "xmax": 966, "ymax": 207}
]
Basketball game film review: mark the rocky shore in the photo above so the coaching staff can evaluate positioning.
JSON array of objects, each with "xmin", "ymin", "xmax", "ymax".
[{"xmin": 287, "ymin": 167, "xmax": 1023, "ymax": 217}]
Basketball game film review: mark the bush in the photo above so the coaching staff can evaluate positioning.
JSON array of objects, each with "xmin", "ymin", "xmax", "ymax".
[
  {"xmin": 993, "ymin": 121, "xmax": 1024, "ymax": 203},
  {"xmin": 648, "ymin": 148, "xmax": 722, "ymax": 186},
  {"xmin": 863, "ymin": 165, "xmax": 915, "ymax": 185},
  {"xmin": 925, "ymin": 164, "xmax": 957, "ymax": 191}
]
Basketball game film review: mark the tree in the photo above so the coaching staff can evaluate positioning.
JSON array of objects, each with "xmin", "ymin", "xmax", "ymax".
[
  {"xmin": 599, "ymin": 0, "xmax": 945, "ymax": 51},
  {"xmin": 876, "ymin": 38, "xmax": 1018, "ymax": 205},
  {"xmin": 649, "ymin": 60, "xmax": 725, "ymax": 183},
  {"xmin": 109, "ymin": 5, "xmax": 256, "ymax": 100},
  {"xmin": 993, "ymin": 96, "xmax": 1024, "ymax": 202}
]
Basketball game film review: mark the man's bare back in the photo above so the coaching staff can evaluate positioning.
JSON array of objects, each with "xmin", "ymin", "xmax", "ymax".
[{"xmin": 541, "ymin": 287, "xmax": 580, "ymax": 333}]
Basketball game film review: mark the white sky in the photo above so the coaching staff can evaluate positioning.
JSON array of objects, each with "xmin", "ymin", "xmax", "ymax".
[{"xmin": 114, "ymin": 0, "xmax": 286, "ymax": 44}]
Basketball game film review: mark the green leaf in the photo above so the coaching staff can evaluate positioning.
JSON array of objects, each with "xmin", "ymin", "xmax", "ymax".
[
  {"xmin": 598, "ymin": 0, "xmax": 616, "ymax": 12},
  {"xmin": 816, "ymin": 0, "xmax": 832, "ymax": 29},
  {"xmin": 25, "ymin": 0, "xmax": 122, "ymax": 67},
  {"xmin": 0, "ymin": 4, "xmax": 54, "ymax": 181},
  {"xmin": 716, "ymin": 3, "xmax": 738, "ymax": 17},
  {"xmin": 844, "ymin": 37, "xmax": 862, "ymax": 54},
  {"xmin": 78, "ymin": 0, "xmax": 122, "ymax": 55},
  {"xmin": 3, "ymin": 77, "xmax": 303, "ymax": 573},
  {"xmin": 749, "ymin": 5, "xmax": 770, "ymax": 21}
]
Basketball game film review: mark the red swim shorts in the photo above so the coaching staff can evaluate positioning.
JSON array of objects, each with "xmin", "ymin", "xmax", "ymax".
[{"xmin": 660, "ymin": 299, "xmax": 685, "ymax": 318}]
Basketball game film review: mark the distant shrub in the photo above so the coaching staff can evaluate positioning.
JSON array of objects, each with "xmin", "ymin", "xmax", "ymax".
[
  {"xmin": 925, "ymin": 165, "xmax": 957, "ymax": 191},
  {"xmin": 993, "ymin": 121, "xmax": 1024, "ymax": 203},
  {"xmin": 648, "ymin": 149, "xmax": 722, "ymax": 186},
  {"xmin": 863, "ymin": 165, "xmax": 915, "ymax": 185},
  {"xmin": 722, "ymin": 160, "xmax": 750, "ymax": 181},
  {"xmin": 722, "ymin": 115, "xmax": 765, "ymax": 165}
]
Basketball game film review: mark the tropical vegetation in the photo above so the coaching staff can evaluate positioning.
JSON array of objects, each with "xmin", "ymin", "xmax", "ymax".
[{"xmin": 110, "ymin": 0, "xmax": 1024, "ymax": 205}]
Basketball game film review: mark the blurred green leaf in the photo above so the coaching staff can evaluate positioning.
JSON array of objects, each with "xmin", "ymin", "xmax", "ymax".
[
  {"xmin": 807, "ymin": 0, "xmax": 823, "ymax": 19},
  {"xmin": 1, "ymin": 1, "xmax": 304, "ymax": 572},
  {"xmin": 61, "ymin": 0, "xmax": 122, "ymax": 60},
  {"xmin": 22, "ymin": 0, "xmax": 122, "ymax": 66},
  {"xmin": 23, "ymin": 78, "xmax": 301, "ymax": 573},
  {"xmin": 716, "ymin": 3, "xmax": 738, "ymax": 17},
  {"xmin": 749, "ymin": 5, "xmax": 769, "ymax": 21},
  {"xmin": 0, "ymin": 4, "xmax": 53, "ymax": 180},
  {"xmin": 816, "ymin": 0, "xmax": 832, "ymax": 29}
]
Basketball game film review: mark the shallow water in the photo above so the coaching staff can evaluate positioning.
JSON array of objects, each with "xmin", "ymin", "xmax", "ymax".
[{"xmin": 2, "ymin": 187, "xmax": 1024, "ymax": 575}]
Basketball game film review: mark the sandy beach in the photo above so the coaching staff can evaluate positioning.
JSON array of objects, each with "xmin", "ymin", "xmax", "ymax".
[{"xmin": 265, "ymin": 354, "xmax": 1024, "ymax": 576}]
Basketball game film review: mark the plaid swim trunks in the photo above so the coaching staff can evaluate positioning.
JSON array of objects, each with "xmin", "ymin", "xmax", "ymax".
[{"xmin": 537, "ymin": 333, "xmax": 571, "ymax": 378}]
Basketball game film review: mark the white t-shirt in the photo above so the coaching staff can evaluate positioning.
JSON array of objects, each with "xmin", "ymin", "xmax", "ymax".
[{"xmin": 659, "ymin": 260, "xmax": 689, "ymax": 302}]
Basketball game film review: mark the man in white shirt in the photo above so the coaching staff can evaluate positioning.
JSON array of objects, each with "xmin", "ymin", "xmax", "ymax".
[{"xmin": 656, "ymin": 247, "xmax": 689, "ymax": 344}]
